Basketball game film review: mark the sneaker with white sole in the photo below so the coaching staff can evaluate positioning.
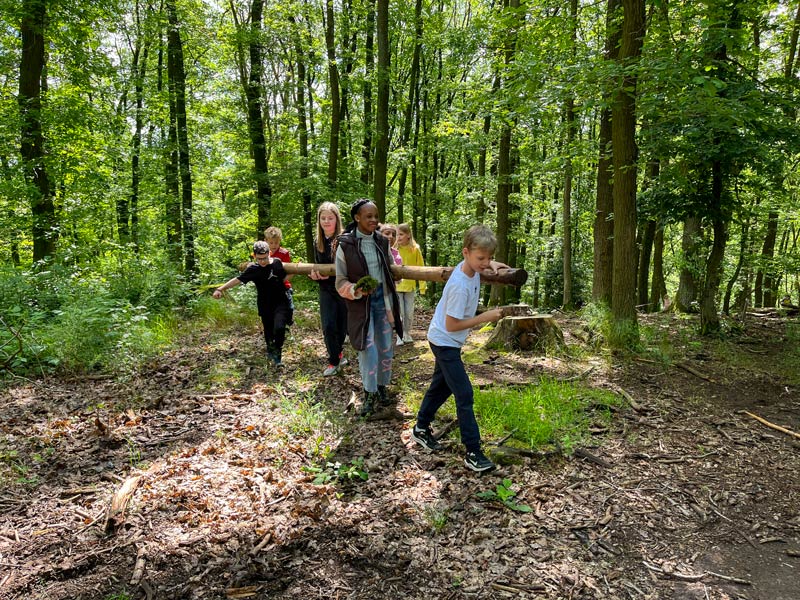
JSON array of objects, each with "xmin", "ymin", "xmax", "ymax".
[
  {"xmin": 339, "ymin": 352, "xmax": 349, "ymax": 367},
  {"xmin": 402, "ymin": 335, "xmax": 413, "ymax": 343},
  {"xmin": 396, "ymin": 335, "xmax": 404, "ymax": 346},
  {"xmin": 411, "ymin": 425, "xmax": 444, "ymax": 451},
  {"xmin": 464, "ymin": 449, "xmax": 496, "ymax": 472},
  {"xmin": 323, "ymin": 364, "xmax": 339, "ymax": 377}
]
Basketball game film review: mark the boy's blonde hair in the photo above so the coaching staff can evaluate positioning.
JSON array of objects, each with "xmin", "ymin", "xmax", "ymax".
[
  {"xmin": 463, "ymin": 224, "xmax": 497, "ymax": 253},
  {"xmin": 397, "ymin": 223, "xmax": 419, "ymax": 250},
  {"xmin": 264, "ymin": 226, "xmax": 282, "ymax": 241},
  {"xmin": 315, "ymin": 202, "xmax": 343, "ymax": 253}
]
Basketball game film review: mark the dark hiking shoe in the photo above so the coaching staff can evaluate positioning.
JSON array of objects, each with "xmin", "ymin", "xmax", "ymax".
[
  {"xmin": 359, "ymin": 391, "xmax": 377, "ymax": 417},
  {"xmin": 411, "ymin": 425, "xmax": 444, "ymax": 452},
  {"xmin": 377, "ymin": 385, "xmax": 392, "ymax": 407},
  {"xmin": 464, "ymin": 449, "xmax": 496, "ymax": 473}
]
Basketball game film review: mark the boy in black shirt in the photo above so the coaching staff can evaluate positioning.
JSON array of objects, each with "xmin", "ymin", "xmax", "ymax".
[{"xmin": 213, "ymin": 241, "xmax": 293, "ymax": 367}]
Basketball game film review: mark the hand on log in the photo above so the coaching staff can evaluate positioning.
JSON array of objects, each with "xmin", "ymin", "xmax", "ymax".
[{"xmin": 282, "ymin": 262, "xmax": 528, "ymax": 287}]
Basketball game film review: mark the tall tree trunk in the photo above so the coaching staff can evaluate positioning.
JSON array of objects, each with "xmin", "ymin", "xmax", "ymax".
[
  {"xmin": 475, "ymin": 75, "xmax": 500, "ymax": 221},
  {"xmin": 562, "ymin": 0, "xmax": 578, "ymax": 310},
  {"xmin": 723, "ymin": 212, "xmax": 750, "ymax": 314},
  {"xmin": 361, "ymin": 0, "xmax": 375, "ymax": 187},
  {"xmin": 396, "ymin": 0, "xmax": 423, "ymax": 224},
  {"xmin": 637, "ymin": 219, "xmax": 656, "ymax": 309},
  {"xmin": 19, "ymin": 0, "xmax": 56, "ymax": 262},
  {"xmin": 700, "ymin": 160, "xmax": 727, "ymax": 334},
  {"xmin": 291, "ymin": 16, "xmax": 314, "ymax": 262},
  {"xmin": 324, "ymin": 0, "xmax": 340, "ymax": 186},
  {"xmin": 649, "ymin": 223, "xmax": 667, "ymax": 310},
  {"xmin": 756, "ymin": 211, "xmax": 779, "ymax": 308},
  {"xmin": 592, "ymin": 0, "xmax": 621, "ymax": 305},
  {"xmin": 675, "ymin": 215, "xmax": 702, "ymax": 312},
  {"xmin": 130, "ymin": 21, "xmax": 149, "ymax": 252},
  {"xmin": 637, "ymin": 158, "xmax": 660, "ymax": 310},
  {"xmin": 610, "ymin": 0, "xmax": 645, "ymax": 332},
  {"xmin": 373, "ymin": 0, "xmax": 389, "ymax": 216},
  {"xmin": 239, "ymin": 0, "xmax": 271, "ymax": 235},
  {"xmin": 166, "ymin": 0, "xmax": 196, "ymax": 276},
  {"xmin": 163, "ymin": 29, "xmax": 182, "ymax": 264},
  {"xmin": 492, "ymin": 0, "xmax": 521, "ymax": 307}
]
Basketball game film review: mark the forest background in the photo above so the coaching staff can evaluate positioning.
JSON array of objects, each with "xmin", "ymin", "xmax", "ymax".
[{"xmin": 2, "ymin": 0, "xmax": 800, "ymax": 375}]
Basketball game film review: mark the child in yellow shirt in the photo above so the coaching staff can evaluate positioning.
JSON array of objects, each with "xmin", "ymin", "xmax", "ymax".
[{"xmin": 395, "ymin": 223, "xmax": 426, "ymax": 344}]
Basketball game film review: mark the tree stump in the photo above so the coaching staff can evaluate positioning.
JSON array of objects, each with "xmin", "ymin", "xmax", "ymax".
[{"xmin": 486, "ymin": 314, "xmax": 563, "ymax": 352}]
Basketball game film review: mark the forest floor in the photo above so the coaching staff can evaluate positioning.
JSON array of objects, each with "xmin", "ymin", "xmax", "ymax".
[{"xmin": 1, "ymin": 307, "xmax": 799, "ymax": 600}]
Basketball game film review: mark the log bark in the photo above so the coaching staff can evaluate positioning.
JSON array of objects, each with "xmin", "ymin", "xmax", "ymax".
[
  {"xmin": 485, "ymin": 315, "xmax": 563, "ymax": 351},
  {"xmin": 282, "ymin": 262, "xmax": 528, "ymax": 287}
]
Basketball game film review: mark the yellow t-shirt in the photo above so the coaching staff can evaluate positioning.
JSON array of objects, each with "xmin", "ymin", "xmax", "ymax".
[{"xmin": 396, "ymin": 244, "xmax": 426, "ymax": 294}]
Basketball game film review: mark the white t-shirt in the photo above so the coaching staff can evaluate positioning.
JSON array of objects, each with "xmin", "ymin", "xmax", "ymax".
[{"xmin": 427, "ymin": 261, "xmax": 481, "ymax": 348}]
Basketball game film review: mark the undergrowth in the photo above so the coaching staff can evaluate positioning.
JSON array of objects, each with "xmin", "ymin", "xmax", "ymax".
[{"xmin": 473, "ymin": 379, "xmax": 618, "ymax": 452}]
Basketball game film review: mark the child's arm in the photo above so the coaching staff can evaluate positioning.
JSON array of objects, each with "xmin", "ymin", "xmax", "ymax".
[
  {"xmin": 334, "ymin": 246, "xmax": 366, "ymax": 300},
  {"xmin": 213, "ymin": 277, "xmax": 242, "ymax": 299},
  {"xmin": 445, "ymin": 308, "xmax": 503, "ymax": 333}
]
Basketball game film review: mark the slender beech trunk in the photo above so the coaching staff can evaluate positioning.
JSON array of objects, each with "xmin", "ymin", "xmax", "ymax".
[
  {"xmin": 373, "ymin": 0, "xmax": 389, "ymax": 216},
  {"xmin": 239, "ymin": 0, "xmax": 271, "ymax": 235},
  {"xmin": 492, "ymin": 0, "xmax": 520, "ymax": 307},
  {"xmin": 291, "ymin": 16, "xmax": 314, "ymax": 261},
  {"xmin": 650, "ymin": 224, "xmax": 667, "ymax": 310},
  {"xmin": 130, "ymin": 26, "xmax": 149, "ymax": 252},
  {"xmin": 637, "ymin": 220, "xmax": 656, "ymax": 309},
  {"xmin": 675, "ymin": 215, "xmax": 702, "ymax": 311},
  {"xmin": 592, "ymin": 0, "xmax": 621, "ymax": 305},
  {"xmin": 396, "ymin": 0, "xmax": 423, "ymax": 223},
  {"xmin": 756, "ymin": 211, "xmax": 779, "ymax": 307},
  {"xmin": 476, "ymin": 76, "xmax": 500, "ymax": 221},
  {"xmin": 700, "ymin": 160, "xmax": 727, "ymax": 333},
  {"xmin": 19, "ymin": 0, "xmax": 56, "ymax": 262},
  {"xmin": 723, "ymin": 212, "xmax": 750, "ymax": 314},
  {"xmin": 562, "ymin": 0, "xmax": 578, "ymax": 309},
  {"xmin": 166, "ymin": 0, "xmax": 196, "ymax": 276},
  {"xmin": 610, "ymin": 0, "xmax": 645, "ymax": 332},
  {"xmin": 324, "ymin": 0, "xmax": 340, "ymax": 186},
  {"xmin": 162, "ymin": 28, "xmax": 182, "ymax": 263},
  {"xmin": 361, "ymin": 0, "xmax": 375, "ymax": 186}
]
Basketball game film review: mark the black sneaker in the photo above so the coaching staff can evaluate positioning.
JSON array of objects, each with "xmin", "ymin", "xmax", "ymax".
[
  {"xmin": 411, "ymin": 425, "xmax": 444, "ymax": 451},
  {"xmin": 359, "ymin": 391, "xmax": 376, "ymax": 417},
  {"xmin": 464, "ymin": 449, "xmax": 496, "ymax": 472},
  {"xmin": 377, "ymin": 385, "xmax": 392, "ymax": 407}
]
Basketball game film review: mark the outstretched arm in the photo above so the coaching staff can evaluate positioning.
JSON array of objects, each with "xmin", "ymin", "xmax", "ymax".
[
  {"xmin": 213, "ymin": 277, "xmax": 242, "ymax": 299},
  {"xmin": 445, "ymin": 308, "xmax": 503, "ymax": 333}
]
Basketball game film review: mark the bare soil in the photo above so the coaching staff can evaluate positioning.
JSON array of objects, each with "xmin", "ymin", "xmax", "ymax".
[{"xmin": 1, "ymin": 310, "xmax": 798, "ymax": 600}]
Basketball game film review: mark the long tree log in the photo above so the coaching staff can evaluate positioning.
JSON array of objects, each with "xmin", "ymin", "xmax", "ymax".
[{"xmin": 282, "ymin": 262, "xmax": 528, "ymax": 287}]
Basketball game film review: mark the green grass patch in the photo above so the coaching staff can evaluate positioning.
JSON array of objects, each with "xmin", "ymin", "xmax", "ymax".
[{"xmin": 471, "ymin": 379, "xmax": 619, "ymax": 452}]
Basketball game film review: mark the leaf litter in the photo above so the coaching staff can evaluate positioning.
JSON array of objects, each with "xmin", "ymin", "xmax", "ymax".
[{"xmin": 0, "ymin": 310, "xmax": 798, "ymax": 599}]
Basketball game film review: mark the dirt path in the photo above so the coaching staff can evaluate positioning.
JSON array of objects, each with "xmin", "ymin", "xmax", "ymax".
[{"xmin": 0, "ymin": 311, "xmax": 798, "ymax": 599}]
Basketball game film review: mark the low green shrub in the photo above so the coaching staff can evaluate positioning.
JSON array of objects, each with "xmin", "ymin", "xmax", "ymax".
[{"xmin": 472, "ymin": 379, "xmax": 619, "ymax": 451}]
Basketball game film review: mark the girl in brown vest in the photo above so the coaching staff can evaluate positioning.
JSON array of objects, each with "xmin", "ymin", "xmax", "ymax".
[{"xmin": 335, "ymin": 200, "xmax": 403, "ymax": 416}]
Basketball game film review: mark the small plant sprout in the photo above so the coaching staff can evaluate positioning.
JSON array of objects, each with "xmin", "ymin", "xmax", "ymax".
[
  {"xmin": 476, "ymin": 478, "xmax": 532, "ymax": 512},
  {"xmin": 305, "ymin": 457, "xmax": 369, "ymax": 485}
]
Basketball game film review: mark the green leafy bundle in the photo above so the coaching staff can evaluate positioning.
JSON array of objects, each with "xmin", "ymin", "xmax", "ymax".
[{"xmin": 354, "ymin": 276, "xmax": 379, "ymax": 293}]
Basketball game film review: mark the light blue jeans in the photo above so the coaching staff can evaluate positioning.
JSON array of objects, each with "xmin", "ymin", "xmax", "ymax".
[
  {"xmin": 398, "ymin": 291, "xmax": 416, "ymax": 339},
  {"xmin": 358, "ymin": 284, "xmax": 394, "ymax": 393}
]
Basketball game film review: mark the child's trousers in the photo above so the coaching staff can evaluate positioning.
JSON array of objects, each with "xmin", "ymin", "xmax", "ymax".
[
  {"xmin": 398, "ymin": 291, "xmax": 415, "ymax": 339},
  {"xmin": 416, "ymin": 343, "xmax": 481, "ymax": 452},
  {"xmin": 358, "ymin": 284, "xmax": 394, "ymax": 393},
  {"xmin": 261, "ymin": 304, "xmax": 292, "ymax": 359},
  {"xmin": 319, "ymin": 286, "xmax": 347, "ymax": 366}
]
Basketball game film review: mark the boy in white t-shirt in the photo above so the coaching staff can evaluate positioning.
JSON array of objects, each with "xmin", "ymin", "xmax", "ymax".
[{"xmin": 410, "ymin": 225, "xmax": 507, "ymax": 472}]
